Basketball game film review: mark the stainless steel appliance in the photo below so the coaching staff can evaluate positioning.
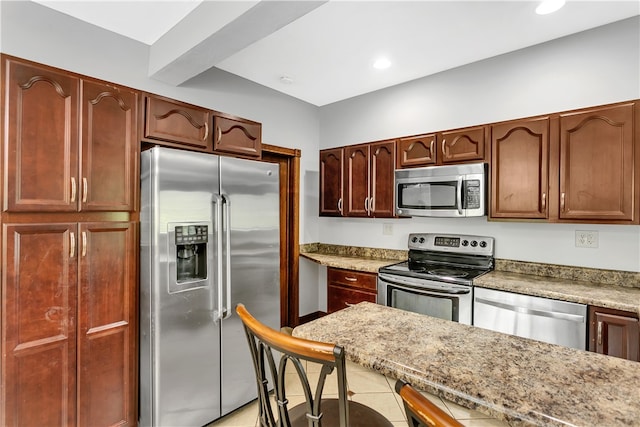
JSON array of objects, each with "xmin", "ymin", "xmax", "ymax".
[
  {"xmin": 378, "ymin": 233, "xmax": 494, "ymax": 325},
  {"xmin": 139, "ymin": 146, "xmax": 280, "ymax": 427},
  {"xmin": 473, "ymin": 287, "xmax": 587, "ymax": 350},
  {"xmin": 395, "ymin": 162, "xmax": 487, "ymax": 217}
]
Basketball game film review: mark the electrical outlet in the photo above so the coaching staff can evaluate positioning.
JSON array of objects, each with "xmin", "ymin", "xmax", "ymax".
[
  {"xmin": 382, "ymin": 223, "xmax": 393, "ymax": 236},
  {"xmin": 575, "ymin": 230, "xmax": 598, "ymax": 248}
]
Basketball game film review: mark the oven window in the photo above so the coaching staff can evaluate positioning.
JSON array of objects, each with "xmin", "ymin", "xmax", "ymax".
[
  {"xmin": 397, "ymin": 182, "xmax": 457, "ymax": 210},
  {"xmin": 390, "ymin": 287, "xmax": 458, "ymax": 322}
]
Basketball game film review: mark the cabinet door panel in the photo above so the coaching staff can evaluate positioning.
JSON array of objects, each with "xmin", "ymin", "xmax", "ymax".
[
  {"xmin": 144, "ymin": 96, "xmax": 211, "ymax": 149},
  {"xmin": 491, "ymin": 118, "xmax": 549, "ymax": 219},
  {"xmin": 590, "ymin": 307, "xmax": 639, "ymax": 362},
  {"xmin": 344, "ymin": 145, "xmax": 370, "ymax": 217},
  {"xmin": 319, "ymin": 148, "xmax": 344, "ymax": 216},
  {"xmin": 559, "ymin": 103, "xmax": 634, "ymax": 221},
  {"xmin": 4, "ymin": 58, "xmax": 79, "ymax": 212},
  {"xmin": 370, "ymin": 141, "xmax": 396, "ymax": 218},
  {"xmin": 327, "ymin": 285, "xmax": 376, "ymax": 314},
  {"xmin": 440, "ymin": 126, "xmax": 486, "ymax": 164},
  {"xmin": 213, "ymin": 115, "xmax": 262, "ymax": 158},
  {"xmin": 77, "ymin": 222, "xmax": 137, "ymax": 427},
  {"xmin": 82, "ymin": 80, "xmax": 138, "ymax": 212},
  {"xmin": 2, "ymin": 223, "xmax": 77, "ymax": 426},
  {"xmin": 397, "ymin": 134, "xmax": 436, "ymax": 168}
]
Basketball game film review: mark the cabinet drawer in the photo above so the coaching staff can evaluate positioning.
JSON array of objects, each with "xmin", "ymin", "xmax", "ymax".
[
  {"xmin": 327, "ymin": 285, "xmax": 376, "ymax": 314},
  {"xmin": 328, "ymin": 268, "xmax": 376, "ymax": 291}
]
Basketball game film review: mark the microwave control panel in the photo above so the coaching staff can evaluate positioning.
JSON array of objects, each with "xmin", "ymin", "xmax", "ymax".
[{"xmin": 464, "ymin": 180, "xmax": 481, "ymax": 209}]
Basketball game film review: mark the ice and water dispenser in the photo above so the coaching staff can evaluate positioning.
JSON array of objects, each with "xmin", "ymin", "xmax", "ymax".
[{"xmin": 168, "ymin": 224, "xmax": 209, "ymax": 292}]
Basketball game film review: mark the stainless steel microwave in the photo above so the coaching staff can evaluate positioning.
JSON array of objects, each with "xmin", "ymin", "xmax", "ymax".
[{"xmin": 395, "ymin": 162, "xmax": 487, "ymax": 217}]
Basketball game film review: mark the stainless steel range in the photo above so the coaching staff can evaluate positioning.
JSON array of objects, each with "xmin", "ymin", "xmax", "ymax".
[{"xmin": 377, "ymin": 233, "xmax": 494, "ymax": 325}]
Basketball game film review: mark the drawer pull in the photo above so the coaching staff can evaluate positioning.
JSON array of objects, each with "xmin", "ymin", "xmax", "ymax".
[
  {"xmin": 345, "ymin": 277, "xmax": 357, "ymax": 282},
  {"xmin": 597, "ymin": 321, "xmax": 603, "ymax": 346}
]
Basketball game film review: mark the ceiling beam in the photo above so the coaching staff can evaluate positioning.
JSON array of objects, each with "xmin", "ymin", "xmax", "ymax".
[{"xmin": 149, "ymin": 0, "xmax": 327, "ymax": 86}]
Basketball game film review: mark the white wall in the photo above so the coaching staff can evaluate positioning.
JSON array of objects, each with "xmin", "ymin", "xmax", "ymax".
[{"xmin": 317, "ymin": 17, "xmax": 640, "ymax": 280}]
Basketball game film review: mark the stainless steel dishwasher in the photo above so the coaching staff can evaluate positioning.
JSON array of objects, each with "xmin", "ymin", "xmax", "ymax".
[{"xmin": 473, "ymin": 287, "xmax": 587, "ymax": 350}]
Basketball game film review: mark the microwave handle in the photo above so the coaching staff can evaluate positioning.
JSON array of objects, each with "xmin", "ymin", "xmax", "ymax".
[{"xmin": 456, "ymin": 176, "xmax": 463, "ymax": 216}]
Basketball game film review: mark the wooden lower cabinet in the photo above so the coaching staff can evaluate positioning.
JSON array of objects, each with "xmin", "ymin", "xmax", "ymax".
[
  {"xmin": 589, "ymin": 306, "xmax": 639, "ymax": 362},
  {"xmin": 327, "ymin": 268, "xmax": 377, "ymax": 313},
  {"xmin": 1, "ymin": 221, "xmax": 137, "ymax": 426}
]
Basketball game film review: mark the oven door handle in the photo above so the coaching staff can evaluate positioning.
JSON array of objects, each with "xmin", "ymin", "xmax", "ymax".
[
  {"xmin": 379, "ymin": 275, "xmax": 471, "ymax": 295},
  {"xmin": 456, "ymin": 176, "xmax": 463, "ymax": 216}
]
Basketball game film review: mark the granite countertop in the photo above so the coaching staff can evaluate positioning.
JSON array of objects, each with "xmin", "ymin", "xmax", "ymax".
[
  {"xmin": 299, "ymin": 243, "xmax": 405, "ymax": 273},
  {"xmin": 293, "ymin": 302, "xmax": 640, "ymax": 427},
  {"xmin": 300, "ymin": 243, "xmax": 640, "ymax": 315}
]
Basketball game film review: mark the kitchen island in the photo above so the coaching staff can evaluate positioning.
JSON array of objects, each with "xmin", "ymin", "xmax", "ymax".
[{"xmin": 293, "ymin": 302, "xmax": 640, "ymax": 427}]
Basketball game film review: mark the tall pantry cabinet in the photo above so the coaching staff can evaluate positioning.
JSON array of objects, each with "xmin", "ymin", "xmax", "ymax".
[{"xmin": 1, "ymin": 55, "xmax": 138, "ymax": 426}]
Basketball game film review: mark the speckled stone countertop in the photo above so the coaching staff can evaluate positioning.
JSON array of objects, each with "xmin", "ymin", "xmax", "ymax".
[
  {"xmin": 299, "ymin": 243, "xmax": 405, "ymax": 273},
  {"xmin": 293, "ymin": 302, "xmax": 640, "ymax": 427},
  {"xmin": 300, "ymin": 243, "xmax": 640, "ymax": 314}
]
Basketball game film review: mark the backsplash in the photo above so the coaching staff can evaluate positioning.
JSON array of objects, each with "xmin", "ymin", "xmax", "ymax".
[
  {"xmin": 300, "ymin": 243, "xmax": 640, "ymax": 289},
  {"xmin": 300, "ymin": 243, "xmax": 407, "ymax": 261},
  {"xmin": 495, "ymin": 259, "xmax": 640, "ymax": 289}
]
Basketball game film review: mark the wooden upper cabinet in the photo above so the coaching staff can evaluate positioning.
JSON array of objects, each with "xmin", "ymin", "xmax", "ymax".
[
  {"xmin": 2, "ymin": 223, "xmax": 78, "ymax": 426},
  {"xmin": 589, "ymin": 306, "xmax": 639, "ymax": 362},
  {"xmin": 558, "ymin": 103, "xmax": 636, "ymax": 222},
  {"xmin": 369, "ymin": 141, "xmax": 396, "ymax": 217},
  {"xmin": 319, "ymin": 148, "xmax": 344, "ymax": 216},
  {"xmin": 327, "ymin": 140, "xmax": 396, "ymax": 218},
  {"xmin": 344, "ymin": 144, "xmax": 370, "ymax": 217},
  {"xmin": 439, "ymin": 125, "xmax": 486, "ymax": 164},
  {"xmin": 144, "ymin": 95, "xmax": 212, "ymax": 150},
  {"xmin": 2, "ymin": 57, "xmax": 139, "ymax": 213},
  {"xmin": 81, "ymin": 80, "xmax": 138, "ymax": 212},
  {"xmin": 213, "ymin": 114, "xmax": 262, "ymax": 158},
  {"xmin": 397, "ymin": 126, "xmax": 486, "ymax": 168},
  {"xmin": 491, "ymin": 117, "xmax": 549, "ymax": 219},
  {"xmin": 3, "ymin": 57, "xmax": 80, "ymax": 212},
  {"xmin": 77, "ymin": 221, "xmax": 137, "ymax": 426},
  {"xmin": 397, "ymin": 134, "xmax": 436, "ymax": 168}
]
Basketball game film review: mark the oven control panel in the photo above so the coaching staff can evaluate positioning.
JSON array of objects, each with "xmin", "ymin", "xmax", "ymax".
[{"xmin": 408, "ymin": 233, "xmax": 494, "ymax": 255}]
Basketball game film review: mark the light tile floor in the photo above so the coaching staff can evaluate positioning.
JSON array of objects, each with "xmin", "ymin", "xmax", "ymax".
[{"xmin": 208, "ymin": 361, "xmax": 510, "ymax": 427}]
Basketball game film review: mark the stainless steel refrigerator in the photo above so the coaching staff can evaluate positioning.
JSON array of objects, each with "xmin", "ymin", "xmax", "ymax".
[{"xmin": 139, "ymin": 146, "xmax": 280, "ymax": 427}]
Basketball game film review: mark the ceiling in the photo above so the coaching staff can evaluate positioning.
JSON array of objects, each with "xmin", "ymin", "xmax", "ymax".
[{"xmin": 32, "ymin": 0, "xmax": 640, "ymax": 106}]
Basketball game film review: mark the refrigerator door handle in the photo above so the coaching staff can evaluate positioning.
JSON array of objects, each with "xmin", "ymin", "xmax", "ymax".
[
  {"xmin": 212, "ymin": 193, "xmax": 225, "ymax": 322},
  {"xmin": 222, "ymin": 194, "xmax": 232, "ymax": 320}
]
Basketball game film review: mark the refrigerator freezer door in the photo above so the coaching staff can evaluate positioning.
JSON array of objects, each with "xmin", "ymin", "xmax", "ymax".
[
  {"xmin": 140, "ymin": 147, "xmax": 222, "ymax": 427},
  {"xmin": 220, "ymin": 156, "xmax": 281, "ymax": 415}
]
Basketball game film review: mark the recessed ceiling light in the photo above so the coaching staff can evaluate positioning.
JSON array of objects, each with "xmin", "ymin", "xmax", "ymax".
[
  {"xmin": 373, "ymin": 57, "xmax": 392, "ymax": 70},
  {"xmin": 536, "ymin": 0, "xmax": 566, "ymax": 15}
]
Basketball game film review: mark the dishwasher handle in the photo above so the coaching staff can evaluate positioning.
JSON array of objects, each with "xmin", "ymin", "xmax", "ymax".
[{"xmin": 475, "ymin": 297, "xmax": 586, "ymax": 323}]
